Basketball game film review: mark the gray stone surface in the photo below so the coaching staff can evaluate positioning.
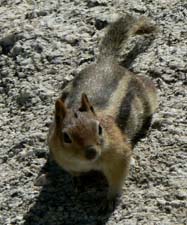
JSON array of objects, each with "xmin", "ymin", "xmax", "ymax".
[{"xmin": 0, "ymin": 0, "xmax": 187, "ymax": 224}]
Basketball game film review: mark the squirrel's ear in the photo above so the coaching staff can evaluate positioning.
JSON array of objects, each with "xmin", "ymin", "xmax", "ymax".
[
  {"xmin": 79, "ymin": 93, "xmax": 95, "ymax": 115},
  {"xmin": 55, "ymin": 98, "xmax": 66, "ymax": 124}
]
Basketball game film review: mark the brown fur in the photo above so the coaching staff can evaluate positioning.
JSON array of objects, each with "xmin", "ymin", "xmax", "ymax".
[{"xmin": 48, "ymin": 14, "xmax": 158, "ymax": 206}]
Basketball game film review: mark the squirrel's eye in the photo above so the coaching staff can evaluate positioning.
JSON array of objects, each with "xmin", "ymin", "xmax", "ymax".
[
  {"xmin": 98, "ymin": 124, "xmax": 102, "ymax": 135},
  {"xmin": 63, "ymin": 132, "xmax": 72, "ymax": 144}
]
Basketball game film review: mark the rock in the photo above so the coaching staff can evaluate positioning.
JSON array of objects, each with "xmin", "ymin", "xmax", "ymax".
[
  {"xmin": 95, "ymin": 15, "xmax": 109, "ymax": 30},
  {"xmin": 86, "ymin": 0, "xmax": 107, "ymax": 8},
  {"xmin": 0, "ymin": 33, "xmax": 22, "ymax": 54},
  {"xmin": 16, "ymin": 91, "xmax": 32, "ymax": 107},
  {"xmin": 157, "ymin": 199, "xmax": 166, "ymax": 206},
  {"xmin": 175, "ymin": 190, "xmax": 187, "ymax": 200},
  {"xmin": 11, "ymin": 43, "xmax": 24, "ymax": 57},
  {"xmin": 34, "ymin": 149, "xmax": 47, "ymax": 158}
]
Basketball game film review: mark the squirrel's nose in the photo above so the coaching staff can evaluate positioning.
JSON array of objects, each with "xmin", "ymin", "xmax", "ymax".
[{"xmin": 85, "ymin": 146, "xmax": 97, "ymax": 160}]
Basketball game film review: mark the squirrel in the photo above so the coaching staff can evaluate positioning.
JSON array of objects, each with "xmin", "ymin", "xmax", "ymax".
[{"xmin": 47, "ymin": 14, "xmax": 158, "ymax": 210}]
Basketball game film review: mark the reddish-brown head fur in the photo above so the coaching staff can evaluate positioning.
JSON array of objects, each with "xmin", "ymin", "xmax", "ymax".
[{"xmin": 54, "ymin": 93, "xmax": 107, "ymax": 162}]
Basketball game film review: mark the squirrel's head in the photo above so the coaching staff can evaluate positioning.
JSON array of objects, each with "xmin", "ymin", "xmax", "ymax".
[{"xmin": 54, "ymin": 93, "xmax": 106, "ymax": 162}]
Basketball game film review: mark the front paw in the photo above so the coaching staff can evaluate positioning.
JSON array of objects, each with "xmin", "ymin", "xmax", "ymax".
[{"xmin": 34, "ymin": 173, "xmax": 51, "ymax": 186}]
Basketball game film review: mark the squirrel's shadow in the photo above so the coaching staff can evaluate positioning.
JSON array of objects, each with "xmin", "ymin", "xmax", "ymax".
[{"xmin": 23, "ymin": 159, "xmax": 111, "ymax": 225}]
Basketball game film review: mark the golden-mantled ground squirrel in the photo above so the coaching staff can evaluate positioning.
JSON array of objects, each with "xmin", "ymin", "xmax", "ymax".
[{"xmin": 48, "ymin": 14, "xmax": 158, "ymax": 210}]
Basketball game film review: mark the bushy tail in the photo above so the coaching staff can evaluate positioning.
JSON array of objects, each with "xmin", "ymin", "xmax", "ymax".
[{"xmin": 98, "ymin": 14, "xmax": 156, "ymax": 60}]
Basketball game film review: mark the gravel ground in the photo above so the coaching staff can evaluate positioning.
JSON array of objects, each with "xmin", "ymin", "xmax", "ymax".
[{"xmin": 0, "ymin": 0, "xmax": 187, "ymax": 225}]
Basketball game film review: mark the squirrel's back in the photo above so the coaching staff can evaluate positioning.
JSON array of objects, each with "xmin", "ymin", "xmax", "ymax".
[{"xmin": 61, "ymin": 14, "xmax": 157, "ymax": 140}]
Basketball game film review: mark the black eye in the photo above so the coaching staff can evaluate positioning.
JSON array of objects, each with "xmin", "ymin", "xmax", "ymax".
[
  {"xmin": 63, "ymin": 132, "xmax": 72, "ymax": 144},
  {"xmin": 98, "ymin": 124, "xmax": 102, "ymax": 135}
]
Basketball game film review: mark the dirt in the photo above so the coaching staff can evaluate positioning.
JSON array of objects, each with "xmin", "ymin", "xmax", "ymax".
[{"xmin": 0, "ymin": 0, "xmax": 187, "ymax": 224}]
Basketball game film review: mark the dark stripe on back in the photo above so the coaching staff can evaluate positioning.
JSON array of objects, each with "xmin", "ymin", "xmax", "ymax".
[
  {"xmin": 116, "ymin": 77, "xmax": 151, "ymax": 135},
  {"xmin": 115, "ymin": 80, "xmax": 135, "ymax": 131}
]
